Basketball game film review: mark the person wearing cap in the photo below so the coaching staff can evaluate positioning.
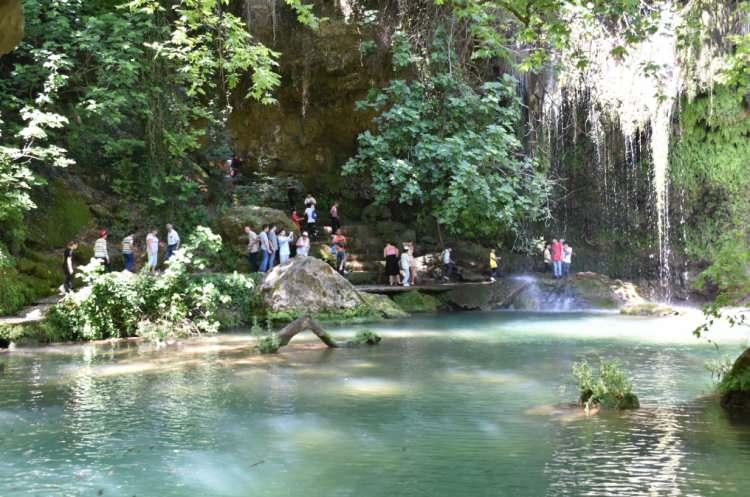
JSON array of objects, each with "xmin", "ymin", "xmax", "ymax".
[
  {"xmin": 94, "ymin": 230, "xmax": 110, "ymax": 272},
  {"xmin": 296, "ymin": 232, "xmax": 310, "ymax": 257},
  {"xmin": 400, "ymin": 244, "xmax": 411, "ymax": 287},
  {"xmin": 165, "ymin": 224, "xmax": 180, "ymax": 261}
]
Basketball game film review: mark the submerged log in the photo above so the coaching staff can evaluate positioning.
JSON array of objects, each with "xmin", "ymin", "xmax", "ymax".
[{"xmin": 276, "ymin": 314, "xmax": 339, "ymax": 349}]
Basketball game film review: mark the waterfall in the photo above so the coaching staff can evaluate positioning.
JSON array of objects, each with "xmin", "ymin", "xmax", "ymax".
[{"xmin": 543, "ymin": 4, "xmax": 684, "ymax": 300}]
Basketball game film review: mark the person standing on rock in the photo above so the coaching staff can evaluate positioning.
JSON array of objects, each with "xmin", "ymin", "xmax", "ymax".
[
  {"xmin": 441, "ymin": 247, "xmax": 454, "ymax": 281},
  {"xmin": 332, "ymin": 229, "xmax": 347, "ymax": 274},
  {"xmin": 543, "ymin": 244, "xmax": 552, "ymax": 273},
  {"xmin": 400, "ymin": 245, "xmax": 411, "ymax": 287},
  {"xmin": 489, "ymin": 248, "xmax": 499, "ymax": 282},
  {"xmin": 62, "ymin": 240, "xmax": 78, "ymax": 293},
  {"xmin": 562, "ymin": 242, "xmax": 574, "ymax": 277},
  {"xmin": 122, "ymin": 231, "xmax": 136, "ymax": 272},
  {"xmin": 244, "ymin": 226, "xmax": 260, "ymax": 272},
  {"xmin": 551, "ymin": 238, "xmax": 563, "ymax": 279},
  {"xmin": 268, "ymin": 225, "xmax": 279, "ymax": 269},
  {"xmin": 296, "ymin": 231, "xmax": 311, "ymax": 257},
  {"xmin": 259, "ymin": 225, "xmax": 272, "ymax": 273},
  {"xmin": 304, "ymin": 204, "xmax": 317, "ymax": 239},
  {"xmin": 291, "ymin": 209, "xmax": 303, "ymax": 232},
  {"xmin": 330, "ymin": 202, "xmax": 341, "ymax": 234},
  {"xmin": 94, "ymin": 230, "xmax": 110, "ymax": 272},
  {"xmin": 146, "ymin": 229, "xmax": 159, "ymax": 273},
  {"xmin": 165, "ymin": 224, "xmax": 180, "ymax": 261},
  {"xmin": 384, "ymin": 242, "xmax": 400, "ymax": 286},
  {"xmin": 408, "ymin": 241, "xmax": 417, "ymax": 286},
  {"xmin": 277, "ymin": 230, "xmax": 294, "ymax": 264}
]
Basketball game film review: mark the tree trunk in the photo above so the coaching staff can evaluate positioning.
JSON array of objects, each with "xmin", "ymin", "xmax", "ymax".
[{"xmin": 276, "ymin": 314, "xmax": 339, "ymax": 348}]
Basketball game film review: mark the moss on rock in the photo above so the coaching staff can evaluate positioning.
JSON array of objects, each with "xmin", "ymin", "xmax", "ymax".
[
  {"xmin": 391, "ymin": 291, "xmax": 440, "ymax": 313},
  {"xmin": 27, "ymin": 180, "xmax": 93, "ymax": 249},
  {"xmin": 720, "ymin": 348, "xmax": 750, "ymax": 416}
]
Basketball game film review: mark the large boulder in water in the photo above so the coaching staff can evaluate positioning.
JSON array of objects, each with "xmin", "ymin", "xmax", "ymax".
[
  {"xmin": 260, "ymin": 257, "xmax": 366, "ymax": 313},
  {"xmin": 720, "ymin": 347, "xmax": 750, "ymax": 417}
]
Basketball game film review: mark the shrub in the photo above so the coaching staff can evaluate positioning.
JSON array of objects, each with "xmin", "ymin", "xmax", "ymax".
[
  {"xmin": 256, "ymin": 334, "xmax": 280, "ymax": 354},
  {"xmin": 351, "ymin": 329, "xmax": 382, "ymax": 346},
  {"xmin": 572, "ymin": 359, "xmax": 639, "ymax": 410},
  {"xmin": 49, "ymin": 227, "xmax": 256, "ymax": 341}
]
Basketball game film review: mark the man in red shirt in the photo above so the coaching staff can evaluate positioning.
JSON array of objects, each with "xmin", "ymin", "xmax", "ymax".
[{"xmin": 551, "ymin": 238, "xmax": 563, "ymax": 278}]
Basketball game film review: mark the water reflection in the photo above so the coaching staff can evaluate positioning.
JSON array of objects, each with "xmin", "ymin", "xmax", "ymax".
[{"xmin": 0, "ymin": 312, "xmax": 749, "ymax": 496}]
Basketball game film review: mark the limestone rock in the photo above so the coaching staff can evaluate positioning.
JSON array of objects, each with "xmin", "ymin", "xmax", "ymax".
[
  {"xmin": 0, "ymin": 0, "xmax": 23, "ymax": 55},
  {"xmin": 620, "ymin": 303, "xmax": 679, "ymax": 317},
  {"xmin": 361, "ymin": 293, "xmax": 408, "ymax": 319},
  {"xmin": 260, "ymin": 257, "xmax": 365, "ymax": 313},
  {"xmin": 215, "ymin": 205, "xmax": 297, "ymax": 251}
]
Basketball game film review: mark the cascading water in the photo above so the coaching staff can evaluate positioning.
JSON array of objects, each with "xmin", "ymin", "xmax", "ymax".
[{"xmin": 543, "ymin": 4, "xmax": 684, "ymax": 301}]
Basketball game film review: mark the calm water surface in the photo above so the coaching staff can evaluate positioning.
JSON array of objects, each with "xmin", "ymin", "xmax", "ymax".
[{"xmin": 2, "ymin": 311, "xmax": 750, "ymax": 497}]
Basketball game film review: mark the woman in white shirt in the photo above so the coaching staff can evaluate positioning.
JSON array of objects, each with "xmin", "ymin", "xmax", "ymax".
[{"xmin": 277, "ymin": 230, "xmax": 294, "ymax": 264}]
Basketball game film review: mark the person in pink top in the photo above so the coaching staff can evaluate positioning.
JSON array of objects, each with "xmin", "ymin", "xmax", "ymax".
[{"xmin": 551, "ymin": 238, "xmax": 563, "ymax": 278}]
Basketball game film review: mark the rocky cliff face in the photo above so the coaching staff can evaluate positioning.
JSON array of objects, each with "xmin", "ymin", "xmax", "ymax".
[
  {"xmin": 0, "ymin": 0, "xmax": 23, "ymax": 55},
  {"xmin": 229, "ymin": 0, "xmax": 394, "ymax": 192}
]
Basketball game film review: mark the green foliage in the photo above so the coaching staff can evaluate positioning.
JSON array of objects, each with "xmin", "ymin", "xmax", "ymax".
[
  {"xmin": 345, "ymin": 35, "xmax": 550, "ymax": 242},
  {"xmin": 26, "ymin": 180, "xmax": 92, "ymax": 248},
  {"xmin": 351, "ymin": 328, "xmax": 382, "ymax": 346},
  {"xmin": 256, "ymin": 333, "xmax": 281, "ymax": 354},
  {"xmin": 572, "ymin": 358, "xmax": 639, "ymax": 410},
  {"xmin": 440, "ymin": 0, "xmax": 660, "ymax": 71},
  {"xmin": 48, "ymin": 227, "xmax": 255, "ymax": 341}
]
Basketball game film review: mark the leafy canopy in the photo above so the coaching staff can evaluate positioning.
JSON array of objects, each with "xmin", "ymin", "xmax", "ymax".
[{"xmin": 344, "ymin": 34, "xmax": 551, "ymax": 240}]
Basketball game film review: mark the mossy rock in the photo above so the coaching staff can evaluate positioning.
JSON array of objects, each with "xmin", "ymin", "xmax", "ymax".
[
  {"xmin": 720, "ymin": 348, "xmax": 750, "ymax": 416},
  {"xmin": 215, "ymin": 205, "xmax": 296, "ymax": 250},
  {"xmin": 443, "ymin": 284, "xmax": 494, "ymax": 310},
  {"xmin": 0, "ymin": 319, "xmax": 72, "ymax": 346},
  {"xmin": 361, "ymin": 293, "xmax": 408, "ymax": 319},
  {"xmin": 346, "ymin": 271, "xmax": 380, "ymax": 285},
  {"xmin": 620, "ymin": 303, "xmax": 679, "ymax": 317},
  {"xmin": 391, "ymin": 291, "xmax": 440, "ymax": 313},
  {"xmin": 26, "ymin": 179, "xmax": 93, "ymax": 249}
]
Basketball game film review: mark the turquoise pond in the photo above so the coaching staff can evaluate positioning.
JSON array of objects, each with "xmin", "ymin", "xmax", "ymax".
[{"xmin": 2, "ymin": 311, "xmax": 750, "ymax": 496}]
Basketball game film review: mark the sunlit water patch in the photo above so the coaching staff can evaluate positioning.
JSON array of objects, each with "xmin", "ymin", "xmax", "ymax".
[{"xmin": 1, "ymin": 311, "xmax": 750, "ymax": 496}]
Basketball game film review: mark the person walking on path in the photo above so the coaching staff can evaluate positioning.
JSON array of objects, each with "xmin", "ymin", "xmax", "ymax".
[
  {"xmin": 244, "ymin": 226, "xmax": 260, "ymax": 272},
  {"xmin": 304, "ymin": 194, "xmax": 317, "ymax": 208},
  {"xmin": 330, "ymin": 202, "xmax": 341, "ymax": 234},
  {"xmin": 562, "ymin": 242, "xmax": 574, "ymax": 277},
  {"xmin": 332, "ymin": 229, "xmax": 347, "ymax": 274},
  {"xmin": 384, "ymin": 242, "xmax": 400, "ymax": 286},
  {"xmin": 122, "ymin": 232, "xmax": 135, "ymax": 272},
  {"xmin": 296, "ymin": 231, "xmax": 311, "ymax": 257},
  {"xmin": 94, "ymin": 230, "xmax": 110, "ymax": 272},
  {"xmin": 268, "ymin": 225, "xmax": 279, "ymax": 268},
  {"xmin": 277, "ymin": 230, "xmax": 294, "ymax": 264},
  {"xmin": 62, "ymin": 241, "xmax": 78, "ymax": 293},
  {"xmin": 489, "ymin": 249, "xmax": 499, "ymax": 282},
  {"xmin": 304, "ymin": 204, "xmax": 317, "ymax": 239},
  {"xmin": 409, "ymin": 244, "xmax": 418, "ymax": 286},
  {"xmin": 146, "ymin": 229, "xmax": 159, "ymax": 273},
  {"xmin": 441, "ymin": 247, "xmax": 454, "ymax": 281},
  {"xmin": 400, "ymin": 245, "xmax": 411, "ymax": 287},
  {"xmin": 165, "ymin": 224, "xmax": 180, "ymax": 261},
  {"xmin": 551, "ymin": 238, "xmax": 563, "ymax": 279},
  {"xmin": 543, "ymin": 244, "xmax": 552, "ymax": 273},
  {"xmin": 259, "ymin": 225, "xmax": 272, "ymax": 273}
]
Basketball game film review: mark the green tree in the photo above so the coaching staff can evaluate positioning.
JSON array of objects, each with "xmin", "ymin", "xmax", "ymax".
[{"xmin": 344, "ymin": 39, "xmax": 551, "ymax": 242}]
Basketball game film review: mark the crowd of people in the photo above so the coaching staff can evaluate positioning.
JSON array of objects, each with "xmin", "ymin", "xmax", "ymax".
[
  {"xmin": 243, "ymin": 195, "xmax": 345, "ymax": 275},
  {"xmin": 62, "ymin": 224, "xmax": 182, "ymax": 293},
  {"xmin": 543, "ymin": 238, "xmax": 575, "ymax": 278}
]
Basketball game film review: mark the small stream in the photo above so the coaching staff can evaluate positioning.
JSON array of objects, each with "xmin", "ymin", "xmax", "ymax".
[{"xmin": 1, "ymin": 311, "xmax": 749, "ymax": 496}]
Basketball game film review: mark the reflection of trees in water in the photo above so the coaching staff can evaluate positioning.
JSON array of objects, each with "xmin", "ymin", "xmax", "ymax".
[{"xmin": 543, "ymin": 351, "xmax": 741, "ymax": 496}]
